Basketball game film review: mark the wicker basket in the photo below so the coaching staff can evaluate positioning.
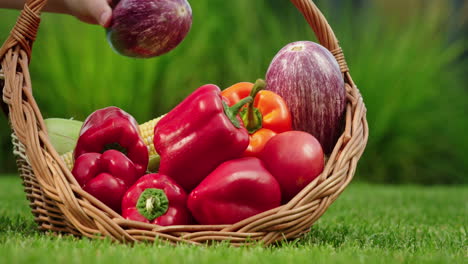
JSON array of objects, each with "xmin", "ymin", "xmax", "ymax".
[{"xmin": 0, "ymin": 0, "xmax": 368, "ymax": 245}]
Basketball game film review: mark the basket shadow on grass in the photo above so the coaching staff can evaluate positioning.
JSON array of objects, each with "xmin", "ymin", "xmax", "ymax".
[
  {"xmin": 0, "ymin": 212, "xmax": 461, "ymax": 251},
  {"xmin": 0, "ymin": 205, "xmax": 358, "ymax": 248}
]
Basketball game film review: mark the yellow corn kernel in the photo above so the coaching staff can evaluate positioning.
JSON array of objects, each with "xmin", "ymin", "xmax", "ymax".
[
  {"xmin": 60, "ymin": 115, "xmax": 163, "ymax": 169},
  {"xmin": 62, "ymin": 151, "xmax": 74, "ymax": 171},
  {"xmin": 139, "ymin": 116, "xmax": 164, "ymax": 157}
]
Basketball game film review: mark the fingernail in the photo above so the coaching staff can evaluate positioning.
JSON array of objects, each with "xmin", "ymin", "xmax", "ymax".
[{"xmin": 99, "ymin": 9, "xmax": 112, "ymax": 27}]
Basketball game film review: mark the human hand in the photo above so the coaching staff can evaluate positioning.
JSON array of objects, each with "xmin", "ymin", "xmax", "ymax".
[
  {"xmin": 1, "ymin": 0, "xmax": 113, "ymax": 26},
  {"xmin": 61, "ymin": 0, "xmax": 113, "ymax": 27}
]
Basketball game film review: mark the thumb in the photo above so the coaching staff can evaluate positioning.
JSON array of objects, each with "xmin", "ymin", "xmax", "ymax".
[{"xmin": 84, "ymin": 0, "xmax": 113, "ymax": 27}]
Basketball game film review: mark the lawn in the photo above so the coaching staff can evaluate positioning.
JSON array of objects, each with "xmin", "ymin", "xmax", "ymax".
[{"xmin": 0, "ymin": 175, "xmax": 466, "ymax": 263}]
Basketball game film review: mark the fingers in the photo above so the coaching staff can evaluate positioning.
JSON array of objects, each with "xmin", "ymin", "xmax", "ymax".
[
  {"xmin": 65, "ymin": 0, "xmax": 113, "ymax": 27},
  {"xmin": 83, "ymin": 0, "xmax": 113, "ymax": 27}
]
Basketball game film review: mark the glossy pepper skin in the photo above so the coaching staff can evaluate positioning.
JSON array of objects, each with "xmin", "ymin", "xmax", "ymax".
[
  {"xmin": 72, "ymin": 150, "xmax": 140, "ymax": 213},
  {"xmin": 122, "ymin": 173, "xmax": 191, "ymax": 226},
  {"xmin": 154, "ymin": 84, "xmax": 252, "ymax": 192},
  {"xmin": 74, "ymin": 106, "xmax": 148, "ymax": 176},
  {"xmin": 187, "ymin": 157, "xmax": 281, "ymax": 225},
  {"xmin": 222, "ymin": 80, "xmax": 292, "ymax": 156}
]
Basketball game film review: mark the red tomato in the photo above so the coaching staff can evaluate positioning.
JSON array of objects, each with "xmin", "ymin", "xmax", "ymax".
[{"xmin": 259, "ymin": 131, "xmax": 324, "ymax": 203}]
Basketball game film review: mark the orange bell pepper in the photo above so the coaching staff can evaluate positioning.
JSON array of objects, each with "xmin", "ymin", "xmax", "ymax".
[{"xmin": 222, "ymin": 79, "xmax": 292, "ymax": 156}]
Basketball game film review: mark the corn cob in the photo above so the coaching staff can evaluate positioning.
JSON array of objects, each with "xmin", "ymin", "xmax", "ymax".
[
  {"xmin": 139, "ymin": 116, "xmax": 163, "ymax": 157},
  {"xmin": 62, "ymin": 151, "xmax": 74, "ymax": 171},
  {"xmin": 60, "ymin": 115, "xmax": 163, "ymax": 171}
]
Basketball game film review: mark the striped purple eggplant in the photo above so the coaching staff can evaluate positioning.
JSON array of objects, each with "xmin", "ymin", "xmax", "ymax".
[
  {"xmin": 107, "ymin": 0, "xmax": 192, "ymax": 58},
  {"xmin": 266, "ymin": 41, "xmax": 346, "ymax": 154}
]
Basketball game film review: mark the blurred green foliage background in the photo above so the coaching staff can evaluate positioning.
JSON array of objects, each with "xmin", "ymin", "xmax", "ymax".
[{"xmin": 0, "ymin": 0, "xmax": 467, "ymax": 184}]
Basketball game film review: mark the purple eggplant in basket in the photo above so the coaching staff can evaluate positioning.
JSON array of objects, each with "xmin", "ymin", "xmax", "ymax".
[{"xmin": 266, "ymin": 41, "xmax": 346, "ymax": 154}]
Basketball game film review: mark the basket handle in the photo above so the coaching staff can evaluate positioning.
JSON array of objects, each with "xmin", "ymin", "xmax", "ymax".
[
  {"xmin": 290, "ymin": 0, "xmax": 349, "ymax": 73},
  {"xmin": 0, "ymin": 0, "xmax": 47, "ymax": 60}
]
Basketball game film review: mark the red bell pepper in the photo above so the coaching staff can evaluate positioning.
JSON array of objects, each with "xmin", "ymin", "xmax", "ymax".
[
  {"xmin": 121, "ymin": 173, "xmax": 191, "ymax": 226},
  {"xmin": 154, "ymin": 84, "xmax": 253, "ymax": 192},
  {"xmin": 187, "ymin": 157, "xmax": 281, "ymax": 225},
  {"xmin": 72, "ymin": 150, "xmax": 140, "ymax": 213},
  {"xmin": 74, "ymin": 106, "xmax": 148, "ymax": 176},
  {"xmin": 222, "ymin": 79, "xmax": 292, "ymax": 156}
]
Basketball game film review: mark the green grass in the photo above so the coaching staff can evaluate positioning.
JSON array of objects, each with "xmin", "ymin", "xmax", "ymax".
[{"xmin": 0, "ymin": 175, "xmax": 466, "ymax": 263}]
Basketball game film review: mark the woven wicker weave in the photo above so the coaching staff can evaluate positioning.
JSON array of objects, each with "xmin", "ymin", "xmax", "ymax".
[{"xmin": 0, "ymin": 0, "xmax": 368, "ymax": 245}]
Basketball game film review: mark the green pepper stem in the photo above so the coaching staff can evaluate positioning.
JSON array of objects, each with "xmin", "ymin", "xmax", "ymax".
[
  {"xmin": 146, "ymin": 197, "xmax": 156, "ymax": 211},
  {"xmin": 249, "ymin": 79, "xmax": 266, "ymax": 99},
  {"xmin": 223, "ymin": 96, "xmax": 253, "ymax": 129},
  {"xmin": 230, "ymin": 96, "xmax": 253, "ymax": 116},
  {"xmin": 103, "ymin": 142, "xmax": 128, "ymax": 155},
  {"xmin": 136, "ymin": 188, "xmax": 169, "ymax": 221},
  {"xmin": 243, "ymin": 79, "xmax": 266, "ymax": 134}
]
